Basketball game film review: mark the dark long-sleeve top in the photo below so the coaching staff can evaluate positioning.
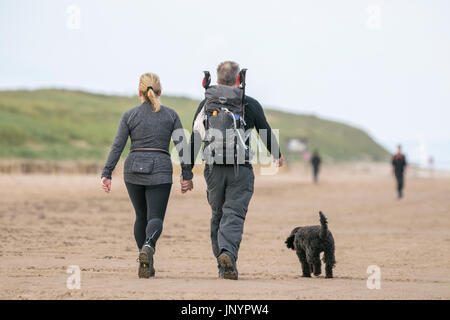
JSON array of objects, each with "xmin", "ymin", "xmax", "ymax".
[
  {"xmin": 311, "ymin": 155, "xmax": 321, "ymax": 168},
  {"xmin": 392, "ymin": 153, "xmax": 407, "ymax": 176},
  {"xmin": 101, "ymin": 102, "xmax": 193, "ymax": 185},
  {"xmin": 189, "ymin": 95, "xmax": 282, "ymax": 169}
]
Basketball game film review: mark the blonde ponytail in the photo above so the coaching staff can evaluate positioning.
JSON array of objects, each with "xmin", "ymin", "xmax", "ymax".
[
  {"xmin": 146, "ymin": 88, "xmax": 160, "ymax": 112},
  {"xmin": 139, "ymin": 73, "xmax": 162, "ymax": 112}
]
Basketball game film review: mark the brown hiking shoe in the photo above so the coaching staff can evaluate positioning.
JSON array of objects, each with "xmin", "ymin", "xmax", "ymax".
[
  {"xmin": 218, "ymin": 252, "xmax": 238, "ymax": 280},
  {"xmin": 138, "ymin": 244, "xmax": 155, "ymax": 278}
]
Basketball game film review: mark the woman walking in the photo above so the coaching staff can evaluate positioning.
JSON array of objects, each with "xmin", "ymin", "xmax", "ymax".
[{"xmin": 101, "ymin": 73, "xmax": 193, "ymax": 278}]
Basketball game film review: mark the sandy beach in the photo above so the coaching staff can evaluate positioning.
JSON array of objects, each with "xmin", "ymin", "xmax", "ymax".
[{"xmin": 0, "ymin": 164, "xmax": 449, "ymax": 299}]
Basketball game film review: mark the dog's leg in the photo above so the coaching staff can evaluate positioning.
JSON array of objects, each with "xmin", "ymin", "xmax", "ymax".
[
  {"xmin": 307, "ymin": 250, "xmax": 321, "ymax": 276},
  {"xmin": 313, "ymin": 259, "xmax": 322, "ymax": 276},
  {"xmin": 296, "ymin": 250, "xmax": 311, "ymax": 277},
  {"xmin": 325, "ymin": 264, "xmax": 333, "ymax": 278},
  {"xmin": 305, "ymin": 248, "xmax": 318, "ymax": 276},
  {"xmin": 323, "ymin": 245, "xmax": 335, "ymax": 278}
]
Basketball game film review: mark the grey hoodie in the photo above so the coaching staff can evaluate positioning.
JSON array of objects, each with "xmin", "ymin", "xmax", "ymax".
[{"xmin": 101, "ymin": 102, "xmax": 193, "ymax": 185}]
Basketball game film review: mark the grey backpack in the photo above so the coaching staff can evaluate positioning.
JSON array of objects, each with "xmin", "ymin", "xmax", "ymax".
[{"xmin": 201, "ymin": 69, "xmax": 249, "ymax": 167}]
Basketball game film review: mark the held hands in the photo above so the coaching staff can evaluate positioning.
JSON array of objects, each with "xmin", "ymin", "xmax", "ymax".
[
  {"xmin": 101, "ymin": 177, "xmax": 112, "ymax": 193},
  {"xmin": 274, "ymin": 155, "xmax": 284, "ymax": 167},
  {"xmin": 180, "ymin": 176, "xmax": 193, "ymax": 194}
]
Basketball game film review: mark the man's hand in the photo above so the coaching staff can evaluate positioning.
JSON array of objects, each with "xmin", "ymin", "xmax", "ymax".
[
  {"xmin": 180, "ymin": 177, "xmax": 193, "ymax": 193},
  {"xmin": 274, "ymin": 155, "xmax": 284, "ymax": 167},
  {"xmin": 101, "ymin": 177, "xmax": 112, "ymax": 193}
]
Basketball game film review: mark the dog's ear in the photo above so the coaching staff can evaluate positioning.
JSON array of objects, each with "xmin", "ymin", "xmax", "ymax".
[
  {"xmin": 285, "ymin": 234, "xmax": 295, "ymax": 250},
  {"xmin": 285, "ymin": 227, "xmax": 300, "ymax": 250}
]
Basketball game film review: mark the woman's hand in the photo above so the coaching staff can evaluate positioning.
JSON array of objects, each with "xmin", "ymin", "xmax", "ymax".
[
  {"xmin": 180, "ymin": 177, "xmax": 193, "ymax": 193},
  {"xmin": 274, "ymin": 155, "xmax": 284, "ymax": 167},
  {"xmin": 101, "ymin": 177, "xmax": 112, "ymax": 193}
]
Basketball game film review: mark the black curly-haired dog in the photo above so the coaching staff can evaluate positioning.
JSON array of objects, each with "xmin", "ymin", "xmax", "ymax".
[{"xmin": 285, "ymin": 211, "xmax": 336, "ymax": 278}]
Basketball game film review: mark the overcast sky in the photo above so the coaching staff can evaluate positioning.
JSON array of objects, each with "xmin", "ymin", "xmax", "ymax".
[{"xmin": 1, "ymin": 0, "xmax": 449, "ymax": 167}]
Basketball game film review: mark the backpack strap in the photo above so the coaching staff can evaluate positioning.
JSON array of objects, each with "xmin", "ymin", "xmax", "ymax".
[{"xmin": 202, "ymin": 71, "xmax": 211, "ymax": 89}]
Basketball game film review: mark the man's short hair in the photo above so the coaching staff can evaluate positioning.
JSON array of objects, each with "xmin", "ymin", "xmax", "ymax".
[{"xmin": 217, "ymin": 61, "xmax": 240, "ymax": 86}]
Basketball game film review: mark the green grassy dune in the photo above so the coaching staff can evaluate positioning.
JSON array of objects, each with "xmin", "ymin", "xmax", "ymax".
[{"xmin": 0, "ymin": 89, "xmax": 389, "ymax": 162}]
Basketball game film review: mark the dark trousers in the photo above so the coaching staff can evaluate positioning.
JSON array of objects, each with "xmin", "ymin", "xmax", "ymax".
[
  {"xmin": 204, "ymin": 165, "xmax": 255, "ymax": 262},
  {"xmin": 395, "ymin": 173, "xmax": 404, "ymax": 197},
  {"xmin": 125, "ymin": 182, "xmax": 172, "ymax": 250},
  {"xmin": 313, "ymin": 166, "xmax": 319, "ymax": 183}
]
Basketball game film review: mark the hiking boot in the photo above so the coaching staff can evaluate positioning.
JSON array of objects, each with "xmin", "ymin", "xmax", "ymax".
[
  {"xmin": 218, "ymin": 264, "xmax": 225, "ymax": 279},
  {"xmin": 218, "ymin": 252, "xmax": 238, "ymax": 280},
  {"xmin": 138, "ymin": 244, "xmax": 155, "ymax": 278}
]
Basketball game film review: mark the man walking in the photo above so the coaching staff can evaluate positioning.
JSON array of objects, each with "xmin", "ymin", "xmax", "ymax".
[
  {"xmin": 392, "ymin": 145, "xmax": 407, "ymax": 199},
  {"xmin": 187, "ymin": 61, "xmax": 283, "ymax": 280}
]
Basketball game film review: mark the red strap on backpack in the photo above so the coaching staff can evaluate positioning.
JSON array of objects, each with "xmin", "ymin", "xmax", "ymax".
[
  {"xmin": 236, "ymin": 69, "xmax": 247, "ymax": 88},
  {"xmin": 202, "ymin": 71, "xmax": 211, "ymax": 89}
]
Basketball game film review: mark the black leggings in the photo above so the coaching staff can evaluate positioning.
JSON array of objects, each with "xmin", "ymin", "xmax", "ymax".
[{"xmin": 125, "ymin": 182, "xmax": 172, "ymax": 250}]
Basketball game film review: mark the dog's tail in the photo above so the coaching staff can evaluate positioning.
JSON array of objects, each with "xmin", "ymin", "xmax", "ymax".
[
  {"xmin": 285, "ymin": 227, "xmax": 299, "ymax": 250},
  {"xmin": 319, "ymin": 211, "xmax": 328, "ymax": 239}
]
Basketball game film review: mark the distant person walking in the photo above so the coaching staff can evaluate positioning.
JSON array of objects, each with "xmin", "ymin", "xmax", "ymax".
[
  {"xmin": 392, "ymin": 145, "xmax": 407, "ymax": 199},
  {"xmin": 428, "ymin": 156, "xmax": 435, "ymax": 178},
  {"xmin": 311, "ymin": 151, "xmax": 321, "ymax": 183},
  {"xmin": 303, "ymin": 151, "xmax": 311, "ymax": 163},
  {"xmin": 101, "ymin": 73, "xmax": 193, "ymax": 278}
]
